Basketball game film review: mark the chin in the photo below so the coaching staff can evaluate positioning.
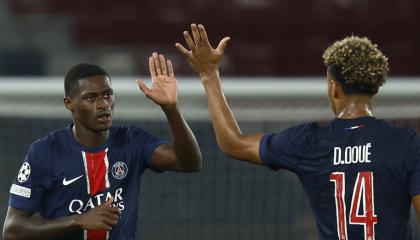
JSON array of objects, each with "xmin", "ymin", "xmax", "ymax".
[{"xmin": 96, "ymin": 123, "xmax": 112, "ymax": 132}]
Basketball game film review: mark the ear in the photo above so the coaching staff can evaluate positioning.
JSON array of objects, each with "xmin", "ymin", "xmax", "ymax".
[
  {"xmin": 330, "ymin": 80, "xmax": 341, "ymax": 99},
  {"xmin": 64, "ymin": 97, "xmax": 74, "ymax": 112}
]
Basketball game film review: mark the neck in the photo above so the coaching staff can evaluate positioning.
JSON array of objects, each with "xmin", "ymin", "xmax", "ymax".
[
  {"xmin": 335, "ymin": 96, "xmax": 373, "ymax": 119},
  {"xmin": 72, "ymin": 124, "xmax": 109, "ymax": 147}
]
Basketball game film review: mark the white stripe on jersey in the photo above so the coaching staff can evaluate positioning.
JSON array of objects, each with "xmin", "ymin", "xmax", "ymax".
[{"xmin": 81, "ymin": 151, "xmax": 91, "ymax": 195}]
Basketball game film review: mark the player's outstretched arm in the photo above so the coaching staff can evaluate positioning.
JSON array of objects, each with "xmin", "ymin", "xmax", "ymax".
[
  {"xmin": 175, "ymin": 24, "xmax": 263, "ymax": 165},
  {"xmin": 414, "ymin": 195, "xmax": 420, "ymax": 223},
  {"xmin": 137, "ymin": 53, "xmax": 202, "ymax": 172},
  {"xmin": 3, "ymin": 198, "xmax": 120, "ymax": 240}
]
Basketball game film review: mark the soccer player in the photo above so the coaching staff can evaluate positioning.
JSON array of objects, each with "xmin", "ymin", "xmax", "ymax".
[
  {"xmin": 176, "ymin": 24, "xmax": 420, "ymax": 239},
  {"xmin": 2, "ymin": 52, "xmax": 202, "ymax": 240}
]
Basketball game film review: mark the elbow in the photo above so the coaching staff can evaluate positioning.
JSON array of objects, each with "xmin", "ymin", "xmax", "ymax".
[
  {"xmin": 186, "ymin": 156, "xmax": 203, "ymax": 172},
  {"xmin": 177, "ymin": 151, "xmax": 202, "ymax": 172},
  {"xmin": 3, "ymin": 216, "xmax": 28, "ymax": 240},
  {"xmin": 216, "ymin": 137, "xmax": 240, "ymax": 159},
  {"xmin": 3, "ymin": 223, "xmax": 18, "ymax": 240},
  {"xmin": 3, "ymin": 233, "xmax": 14, "ymax": 240}
]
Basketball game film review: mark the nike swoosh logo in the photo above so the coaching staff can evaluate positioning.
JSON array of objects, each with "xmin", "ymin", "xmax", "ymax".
[{"xmin": 63, "ymin": 175, "xmax": 84, "ymax": 186}]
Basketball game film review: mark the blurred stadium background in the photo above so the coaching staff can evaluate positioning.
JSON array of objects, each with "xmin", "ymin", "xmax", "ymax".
[{"xmin": 0, "ymin": 0, "xmax": 419, "ymax": 239}]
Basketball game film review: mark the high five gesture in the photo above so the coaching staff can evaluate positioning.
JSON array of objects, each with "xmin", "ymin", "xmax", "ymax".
[
  {"xmin": 176, "ymin": 24, "xmax": 263, "ymax": 165},
  {"xmin": 175, "ymin": 24, "xmax": 230, "ymax": 78},
  {"xmin": 137, "ymin": 52, "xmax": 178, "ymax": 107}
]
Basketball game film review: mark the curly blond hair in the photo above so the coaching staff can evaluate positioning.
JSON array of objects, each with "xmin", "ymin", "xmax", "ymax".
[{"xmin": 322, "ymin": 36, "xmax": 389, "ymax": 95}]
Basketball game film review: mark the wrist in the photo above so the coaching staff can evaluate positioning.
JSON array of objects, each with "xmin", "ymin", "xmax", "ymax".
[
  {"xmin": 69, "ymin": 214, "xmax": 84, "ymax": 229},
  {"xmin": 200, "ymin": 70, "xmax": 220, "ymax": 86},
  {"xmin": 199, "ymin": 69, "xmax": 219, "ymax": 80},
  {"xmin": 161, "ymin": 103, "xmax": 178, "ymax": 112}
]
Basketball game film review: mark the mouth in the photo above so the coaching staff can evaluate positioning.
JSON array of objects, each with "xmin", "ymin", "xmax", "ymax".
[{"xmin": 97, "ymin": 112, "xmax": 112, "ymax": 124}]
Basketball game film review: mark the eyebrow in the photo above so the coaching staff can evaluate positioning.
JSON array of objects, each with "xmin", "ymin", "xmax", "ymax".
[{"xmin": 80, "ymin": 88, "xmax": 113, "ymax": 96}]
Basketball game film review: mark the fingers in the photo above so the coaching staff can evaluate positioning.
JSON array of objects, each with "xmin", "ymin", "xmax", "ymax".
[
  {"xmin": 99, "ymin": 211, "xmax": 119, "ymax": 230},
  {"xmin": 159, "ymin": 54, "xmax": 167, "ymax": 75},
  {"xmin": 148, "ymin": 57, "xmax": 156, "ymax": 78},
  {"xmin": 191, "ymin": 23, "xmax": 201, "ymax": 46},
  {"xmin": 136, "ymin": 80, "xmax": 151, "ymax": 96},
  {"xmin": 175, "ymin": 43, "xmax": 190, "ymax": 57},
  {"xmin": 183, "ymin": 30, "xmax": 196, "ymax": 52},
  {"xmin": 217, "ymin": 37, "xmax": 231, "ymax": 53},
  {"xmin": 107, "ymin": 204, "xmax": 122, "ymax": 216},
  {"xmin": 149, "ymin": 52, "xmax": 173, "ymax": 77},
  {"xmin": 150, "ymin": 52, "xmax": 171, "ymax": 76},
  {"xmin": 101, "ymin": 199, "xmax": 121, "ymax": 229},
  {"xmin": 167, "ymin": 60, "xmax": 175, "ymax": 78},
  {"xmin": 103, "ymin": 196, "xmax": 114, "ymax": 206},
  {"xmin": 104, "ymin": 209, "xmax": 121, "ymax": 220},
  {"xmin": 102, "ymin": 196, "xmax": 121, "ymax": 216},
  {"xmin": 152, "ymin": 52, "xmax": 162, "ymax": 75},
  {"xmin": 179, "ymin": 23, "xmax": 225, "ymax": 53},
  {"xmin": 197, "ymin": 24, "xmax": 211, "ymax": 47},
  {"xmin": 102, "ymin": 217, "xmax": 118, "ymax": 230}
]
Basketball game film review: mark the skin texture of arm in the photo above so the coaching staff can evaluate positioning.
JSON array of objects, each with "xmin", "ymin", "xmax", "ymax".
[
  {"xmin": 137, "ymin": 53, "xmax": 202, "ymax": 172},
  {"xmin": 175, "ymin": 24, "xmax": 263, "ymax": 165},
  {"xmin": 2, "ymin": 198, "xmax": 120, "ymax": 240},
  {"xmin": 413, "ymin": 195, "xmax": 420, "ymax": 223}
]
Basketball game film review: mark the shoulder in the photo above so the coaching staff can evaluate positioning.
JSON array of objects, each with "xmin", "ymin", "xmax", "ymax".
[
  {"xmin": 111, "ymin": 125, "xmax": 150, "ymax": 139},
  {"xmin": 375, "ymin": 119, "xmax": 418, "ymax": 146},
  {"xmin": 282, "ymin": 121, "xmax": 327, "ymax": 140},
  {"xmin": 263, "ymin": 122, "xmax": 322, "ymax": 148},
  {"xmin": 110, "ymin": 125, "xmax": 163, "ymax": 146},
  {"xmin": 24, "ymin": 128, "xmax": 69, "ymax": 171},
  {"xmin": 29, "ymin": 127, "xmax": 70, "ymax": 153}
]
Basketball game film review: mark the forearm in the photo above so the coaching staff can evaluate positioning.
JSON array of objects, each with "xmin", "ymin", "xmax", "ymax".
[
  {"xmin": 200, "ymin": 71, "xmax": 263, "ymax": 163},
  {"xmin": 413, "ymin": 195, "xmax": 420, "ymax": 223},
  {"xmin": 201, "ymin": 71, "xmax": 244, "ymax": 153},
  {"xmin": 3, "ymin": 213, "xmax": 80, "ymax": 240},
  {"xmin": 161, "ymin": 104, "xmax": 202, "ymax": 171}
]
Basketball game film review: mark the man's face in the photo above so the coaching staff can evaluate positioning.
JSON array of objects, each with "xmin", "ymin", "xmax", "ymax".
[{"xmin": 65, "ymin": 75, "xmax": 115, "ymax": 132}]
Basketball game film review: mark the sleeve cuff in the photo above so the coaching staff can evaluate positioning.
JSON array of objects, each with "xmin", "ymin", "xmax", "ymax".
[
  {"xmin": 9, "ymin": 197, "xmax": 38, "ymax": 213},
  {"xmin": 144, "ymin": 140, "xmax": 170, "ymax": 173},
  {"xmin": 259, "ymin": 133, "xmax": 280, "ymax": 171}
]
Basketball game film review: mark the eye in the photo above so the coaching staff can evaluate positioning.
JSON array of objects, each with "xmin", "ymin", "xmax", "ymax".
[
  {"xmin": 87, "ymin": 96, "xmax": 96, "ymax": 101},
  {"xmin": 104, "ymin": 93, "xmax": 113, "ymax": 98}
]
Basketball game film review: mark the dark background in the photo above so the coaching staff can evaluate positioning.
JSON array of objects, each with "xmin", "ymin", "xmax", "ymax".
[{"xmin": 1, "ymin": 0, "xmax": 419, "ymax": 76}]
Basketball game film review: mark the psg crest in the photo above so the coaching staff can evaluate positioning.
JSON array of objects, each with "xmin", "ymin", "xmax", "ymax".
[
  {"xmin": 112, "ymin": 161, "xmax": 128, "ymax": 180},
  {"xmin": 17, "ymin": 162, "xmax": 31, "ymax": 183}
]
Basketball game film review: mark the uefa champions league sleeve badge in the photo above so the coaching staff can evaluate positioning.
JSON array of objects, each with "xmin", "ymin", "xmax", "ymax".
[
  {"xmin": 17, "ymin": 162, "xmax": 31, "ymax": 183},
  {"xmin": 10, "ymin": 162, "xmax": 32, "ymax": 198}
]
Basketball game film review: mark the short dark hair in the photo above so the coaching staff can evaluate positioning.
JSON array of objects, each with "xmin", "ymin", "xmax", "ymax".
[
  {"xmin": 64, "ymin": 63, "xmax": 110, "ymax": 97},
  {"xmin": 322, "ymin": 36, "xmax": 389, "ymax": 96}
]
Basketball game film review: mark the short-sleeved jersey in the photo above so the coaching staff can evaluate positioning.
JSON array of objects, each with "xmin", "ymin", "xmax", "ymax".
[
  {"xmin": 260, "ymin": 116, "xmax": 420, "ymax": 240},
  {"xmin": 9, "ymin": 125, "xmax": 168, "ymax": 240}
]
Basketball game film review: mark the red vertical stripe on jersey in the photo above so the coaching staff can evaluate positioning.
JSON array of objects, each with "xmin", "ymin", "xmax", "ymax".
[
  {"xmin": 84, "ymin": 150, "xmax": 108, "ymax": 240},
  {"xmin": 87, "ymin": 230, "xmax": 107, "ymax": 240},
  {"xmin": 85, "ymin": 150, "xmax": 107, "ymax": 195}
]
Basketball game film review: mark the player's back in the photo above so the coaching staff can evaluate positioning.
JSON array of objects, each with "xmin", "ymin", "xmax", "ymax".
[{"xmin": 260, "ymin": 116, "xmax": 420, "ymax": 240}]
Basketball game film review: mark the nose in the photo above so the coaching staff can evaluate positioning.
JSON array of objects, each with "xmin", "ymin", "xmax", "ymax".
[{"xmin": 97, "ymin": 96, "xmax": 110, "ymax": 110}]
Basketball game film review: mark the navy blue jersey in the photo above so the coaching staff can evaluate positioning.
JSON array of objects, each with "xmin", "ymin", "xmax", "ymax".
[
  {"xmin": 9, "ymin": 125, "xmax": 168, "ymax": 240},
  {"xmin": 260, "ymin": 117, "xmax": 420, "ymax": 240}
]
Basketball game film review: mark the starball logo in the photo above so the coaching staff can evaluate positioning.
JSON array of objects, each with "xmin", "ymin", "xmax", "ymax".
[{"xmin": 68, "ymin": 188, "xmax": 125, "ymax": 214}]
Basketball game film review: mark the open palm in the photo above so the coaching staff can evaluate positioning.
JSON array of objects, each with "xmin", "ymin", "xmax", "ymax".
[
  {"xmin": 175, "ymin": 24, "xmax": 230, "ymax": 76},
  {"xmin": 137, "ymin": 53, "xmax": 177, "ymax": 106}
]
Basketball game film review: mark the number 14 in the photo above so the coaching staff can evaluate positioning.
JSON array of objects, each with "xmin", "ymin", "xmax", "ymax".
[{"xmin": 330, "ymin": 171, "xmax": 378, "ymax": 240}]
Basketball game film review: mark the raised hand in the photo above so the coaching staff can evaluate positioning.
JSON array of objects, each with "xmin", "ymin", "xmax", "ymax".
[
  {"xmin": 76, "ymin": 197, "xmax": 121, "ymax": 230},
  {"xmin": 175, "ymin": 24, "xmax": 230, "ymax": 77},
  {"xmin": 137, "ymin": 52, "xmax": 178, "ymax": 107}
]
